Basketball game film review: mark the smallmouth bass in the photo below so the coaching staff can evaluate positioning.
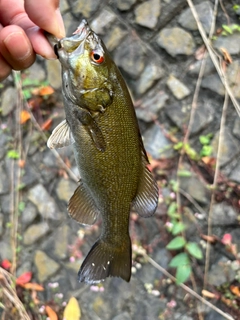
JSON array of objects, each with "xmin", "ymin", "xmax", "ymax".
[{"xmin": 47, "ymin": 20, "xmax": 158, "ymax": 283}]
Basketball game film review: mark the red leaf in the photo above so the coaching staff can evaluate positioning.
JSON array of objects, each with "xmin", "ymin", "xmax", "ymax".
[
  {"xmin": 46, "ymin": 305, "xmax": 58, "ymax": 320},
  {"xmin": 41, "ymin": 118, "xmax": 52, "ymax": 131},
  {"xmin": 16, "ymin": 271, "xmax": 32, "ymax": 285},
  {"xmin": 1, "ymin": 259, "xmax": 12, "ymax": 270}
]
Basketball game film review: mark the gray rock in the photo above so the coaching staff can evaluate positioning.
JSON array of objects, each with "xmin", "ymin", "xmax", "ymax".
[
  {"xmin": 233, "ymin": 117, "xmax": 240, "ymax": 139},
  {"xmin": 178, "ymin": 1, "xmax": 213, "ymax": 33},
  {"xmin": 143, "ymin": 124, "xmax": 174, "ymax": 159},
  {"xmin": 16, "ymin": 261, "xmax": 32, "ymax": 277},
  {"xmin": 91, "ymin": 9, "xmax": 116, "ymax": 35},
  {"xmin": 179, "ymin": 163, "xmax": 210, "ymax": 204},
  {"xmin": 0, "ymin": 194, "xmax": 11, "ymax": 214},
  {"xmin": 103, "ymin": 25, "xmax": 128, "ymax": 52},
  {"xmin": 0, "ymin": 161, "xmax": 9, "ymax": 194},
  {"xmin": 60, "ymin": 0, "xmax": 69, "ymax": 12},
  {"xmin": 135, "ymin": 63, "xmax": 164, "ymax": 95},
  {"xmin": 214, "ymin": 33, "xmax": 240, "ymax": 55},
  {"xmin": 54, "ymin": 225, "xmax": 71, "ymax": 259},
  {"xmin": 116, "ymin": 0, "xmax": 137, "ymax": 11},
  {"xmin": 166, "ymin": 75, "xmax": 190, "ymax": 100},
  {"xmin": 208, "ymin": 257, "xmax": 236, "ymax": 286},
  {"xmin": 0, "ymin": 132, "xmax": 9, "ymax": 160},
  {"xmin": 25, "ymin": 62, "xmax": 45, "ymax": 83},
  {"xmin": 21, "ymin": 202, "xmax": 38, "ymax": 226},
  {"xmin": 0, "ymin": 241, "xmax": 12, "ymax": 260},
  {"xmin": 34, "ymin": 250, "xmax": 60, "ymax": 282},
  {"xmin": 21, "ymin": 163, "xmax": 39, "ymax": 187},
  {"xmin": 56, "ymin": 178, "xmax": 77, "ymax": 202},
  {"xmin": 211, "ymin": 203, "xmax": 237, "ymax": 226},
  {"xmin": 114, "ymin": 36, "xmax": 146, "ymax": 78},
  {"xmin": 28, "ymin": 184, "xmax": 61, "ymax": 220},
  {"xmin": 73, "ymin": 0, "xmax": 102, "ymax": 18},
  {"xmin": 136, "ymin": 90, "xmax": 168, "ymax": 122},
  {"xmin": 112, "ymin": 312, "xmax": 131, "ymax": 320},
  {"xmin": 173, "ymin": 314, "xmax": 194, "ymax": 320},
  {"xmin": 211, "ymin": 128, "xmax": 240, "ymax": 167},
  {"xmin": 1, "ymin": 87, "xmax": 17, "ymax": 116},
  {"xmin": 46, "ymin": 59, "xmax": 62, "ymax": 90},
  {"xmin": 0, "ymin": 213, "xmax": 3, "ymax": 236},
  {"xmin": 229, "ymin": 164, "xmax": 240, "ymax": 183},
  {"xmin": 134, "ymin": 0, "xmax": 161, "ymax": 29},
  {"xmin": 188, "ymin": 56, "xmax": 215, "ymax": 76},
  {"xmin": 23, "ymin": 222, "xmax": 50, "ymax": 245},
  {"xmin": 156, "ymin": 27, "xmax": 195, "ymax": 57}
]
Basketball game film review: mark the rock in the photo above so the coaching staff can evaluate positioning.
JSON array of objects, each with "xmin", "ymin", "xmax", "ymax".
[
  {"xmin": 54, "ymin": 225, "xmax": 71, "ymax": 259},
  {"xmin": 134, "ymin": 0, "xmax": 161, "ymax": 29},
  {"xmin": 112, "ymin": 312, "xmax": 131, "ymax": 320},
  {"xmin": 1, "ymin": 87, "xmax": 17, "ymax": 116},
  {"xmin": 21, "ymin": 202, "xmax": 38, "ymax": 226},
  {"xmin": 165, "ymin": 101, "xmax": 214, "ymax": 135},
  {"xmin": 233, "ymin": 117, "xmax": 240, "ymax": 139},
  {"xmin": 72, "ymin": 0, "xmax": 102, "ymax": 18},
  {"xmin": 166, "ymin": 75, "xmax": 190, "ymax": 100},
  {"xmin": 136, "ymin": 90, "xmax": 168, "ymax": 122},
  {"xmin": 28, "ymin": 184, "xmax": 61, "ymax": 220},
  {"xmin": 116, "ymin": 0, "xmax": 137, "ymax": 11},
  {"xmin": 173, "ymin": 314, "xmax": 194, "ymax": 320},
  {"xmin": 211, "ymin": 203, "xmax": 237, "ymax": 226},
  {"xmin": 60, "ymin": 0, "xmax": 69, "ymax": 12},
  {"xmin": 214, "ymin": 33, "xmax": 240, "ymax": 55},
  {"xmin": 23, "ymin": 222, "xmax": 50, "ymax": 245},
  {"xmin": 229, "ymin": 164, "xmax": 240, "ymax": 184},
  {"xmin": 91, "ymin": 9, "xmax": 116, "ymax": 35},
  {"xmin": 56, "ymin": 178, "xmax": 77, "ymax": 202},
  {"xmin": 0, "ymin": 241, "xmax": 12, "ymax": 260},
  {"xmin": 25, "ymin": 62, "xmax": 45, "ymax": 82},
  {"xmin": 103, "ymin": 25, "xmax": 128, "ymax": 52},
  {"xmin": 208, "ymin": 257, "xmax": 236, "ymax": 286},
  {"xmin": 156, "ymin": 27, "xmax": 195, "ymax": 57},
  {"xmin": 0, "ymin": 132, "xmax": 9, "ymax": 160},
  {"xmin": 178, "ymin": 2, "xmax": 213, "ymax": 33},
  {"xmin": 114, "ymin": 36, "xmax": 146, "ymax": 78},
  {"xmin": 0, "ymin": 213, "xmax": 3, "ymax": 236},
  {"xmin": 179, "ymin": 163, "xmax": 210, "ymax": 204},
  {"xmin": 46, "ymin": 60, "xmax": 62, "ymax": 90},
  {"xmin": 188, "ymin": 56, "xmax": 215, "ymax": 76},
  {"xmin": 143, "ymin": 124, "xmax": 174, "ymax": 159},
  {"xmin": 0, "ymin": 194, "xmax": 11, "ymax": 214},
  {"xmin": 34, "ymin": 250, "xmax": 60, "ymax": 282},
  {"xmin": 0, "ymin": 161, "xmax": 9, "ymax": 194},
  {"xmin": 135, "ymin": 63, "xmax": 164, "ymax": 95},
  {"xmin": 21, "ymin": 163, "xmax": 39, "ymax": 187},
  {"xmin": 211, "ymin": 128, "xmax": 240, "ymax": 167},
  {"xmin": 16, "ymin": 261, "xmax": 32, "ymax": 277}
]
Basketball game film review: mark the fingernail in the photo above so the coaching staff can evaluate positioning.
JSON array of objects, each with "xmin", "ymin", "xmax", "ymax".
[
  {"xmin": 55, "ymin": 9, "xmax": 65, "ymax": 38},
  {"xmin": 4, "ymin": 32, "xmax": 32, "ymax": 61}
]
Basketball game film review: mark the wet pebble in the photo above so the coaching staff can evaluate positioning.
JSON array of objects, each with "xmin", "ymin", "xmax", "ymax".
[
  {"xmin": 166, "ymin": 75, "xmax": 190, "ymax": 100},
  {"xmin": 1, "ymin": 87, "xmax": 17, "ymax": 116},
  {"xmin": 156, "ymin": 27, "xmax": 195, "ymax": 57},
  {"xmin": 134, "ymin": 0, "xmax": 161, "ymax": 29},
  {"xmin": 23, "ymin": 222, "xmax": 50, "ymax": 245},
  {"xmin": 28, "ymin": 184, "xmax": 61, "ymax": 220},
  {"xmin": 34, "ymin": 250, "xmax": 60, "ymax": 282}
]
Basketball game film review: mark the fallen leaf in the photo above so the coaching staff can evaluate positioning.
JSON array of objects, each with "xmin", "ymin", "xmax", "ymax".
[
  {"xmin": 200, "ymin": 234, "xmax": 217, "ymax": 243},
  {"xmin": 195, "ymin": 45, "xmax": 206, "ymax": 60},
  {"xmin": 201, "ymin": 156, "xmax": 216, "ymax": 166},
  {"xmin": 220, "ymin": 47, "xmax": 233, "ymax": 64},
  {"xmin": 202, "ymin": 290, "xmax": 216, "ymax": 299},
  {"xmin": 63, "ymin": 296, "xmax": 81, "ymax": 320},
  {"xmin": 32, "ymin": 86, "xmax": 54, "ymax": 96},
  {"xmin": 23, "ymin": 282, "xmax": 44, "ymax": 291},
  {"xmin": 16, "ymin": 271, "xmax": 32, "ymax": 285},
  {"xmin": 41, "ymin": 118, "xmax": 52, "ymax": 131},
  {"xmin": 46, "ymin": 305, "xmax": 58, "ymax": 320},
  {"xmin": 18, "ymin": 159, "xmax": 26, "ymax": 168},
  {"xmin": 1, "ymin": 259, "xmax": 12, "ymax": 270},
  {"xmin": 20, "ymin": 110, "xmax": 31, "ymax": 124},
  {"xmin": 230, "ymin": 285, "xmax": 240, "ymax": 297}
]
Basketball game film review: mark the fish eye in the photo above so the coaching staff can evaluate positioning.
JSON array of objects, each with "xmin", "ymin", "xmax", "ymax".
[{"xmin": 90, "ymin": 50, "xmax": 105, "ymax": 64}]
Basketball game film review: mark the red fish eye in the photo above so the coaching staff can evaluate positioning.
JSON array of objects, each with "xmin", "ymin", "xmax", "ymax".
[{"xmin": 91, "ymin": 51, "xmax": 104, "ymax": 64}]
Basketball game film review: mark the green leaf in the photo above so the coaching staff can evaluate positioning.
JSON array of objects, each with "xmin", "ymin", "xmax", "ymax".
[
  {"xmin": 173, "ymin": 142, "xmax": 183, "ymax": 150},
  {"xmin": 200, "ymin": 145, "xmax": 212, "ymax": 157},
  {"xmin": 172, "ymin": 222, "xmax": 185, "ymax": 235},
  {"xmin": 199, "ymin": 135, "xmax": 210, "ymax": 145},
  {"xmin": 169, "ymin": 252, "xmax": 190, "ymax": 267},
  {"xmin": 186, "ymin": 242, "xmax": 203, "ymax": 259},
  {"xmin": 222, "ymin": 24, "xmax": 233, "ymax": 34},
  {"xmin": 177, "ymin": 170, "xmax": 192, "ymax": 177},
  {"xmin": 166, "ymin": 236, "xmax": 186, "ymax": 250},
  {"xmin": 7, "ymin": 150, "xmax": 20, "ymax": 159},
  {"xmin": 167, "ymin": 202, "xmax": 177, "ymax": 215},
  {"xmin": 176, "ymin": 264, "xmax": 192, "ymax": 284}
]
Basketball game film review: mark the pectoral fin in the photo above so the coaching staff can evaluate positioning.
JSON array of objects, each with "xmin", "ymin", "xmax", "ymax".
[
  {"xmin": 47, "ymin": 120, "xmax": 74, "ymax": 149},
  {"xmin": 68, "ymin": 182, "xmax": 99, "ymax": 225},
  {"xmin": 132, "ymin": 150, "xmax": 158, "ymax": 217}
]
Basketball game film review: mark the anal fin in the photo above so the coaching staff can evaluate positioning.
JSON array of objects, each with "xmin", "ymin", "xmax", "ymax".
[
  {"xmin": 132, "ymin": 151, "xmax": 159, "ymax": 217},
  {"xmin": 47, "ymin": 119, "xmax": 74, "ymax": 149},
  {"xmin": 68, "ymin": 182, "xmax": 99, "ymax": 225}
]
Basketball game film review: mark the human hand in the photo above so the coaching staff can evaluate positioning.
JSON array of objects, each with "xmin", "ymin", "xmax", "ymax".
[{"xmin": 0, "ymin": 0, "xmax": 65, "ymax": 81}]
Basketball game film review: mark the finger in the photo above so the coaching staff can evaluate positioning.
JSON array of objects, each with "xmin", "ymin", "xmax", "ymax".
[
  {"xmin": 0, "ymin": 25, "xmax": 35, "ymax": 70},
  {"xmin": 0, "ymin": 53, "xmax": 12, "ymax": 81},
  {"xmin": 24, "ymin": 0, "xmax": 65, "ymax": 38}
]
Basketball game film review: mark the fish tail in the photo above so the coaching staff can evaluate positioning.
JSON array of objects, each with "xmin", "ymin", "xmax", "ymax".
[{"xmin": 78, "ymin": 235, "xmax": 132, "ymax": 283}]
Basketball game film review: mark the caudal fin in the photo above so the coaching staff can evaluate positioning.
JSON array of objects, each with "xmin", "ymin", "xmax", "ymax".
[{"xmin": 78, "ymin": 236, "xmax": 132, "ymax": 283}]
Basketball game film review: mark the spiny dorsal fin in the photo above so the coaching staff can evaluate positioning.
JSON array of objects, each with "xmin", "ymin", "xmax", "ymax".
[
  {"xmin": 68, "ymin": 182, "xmax": 99, "ymax": 225},
  {"xmin": 132, "ymin": 150, "xmax": 158, "ymax": 217},
  {"xmin": 47, "ymin": 119, "xmax": 74, "ymax": 149}
]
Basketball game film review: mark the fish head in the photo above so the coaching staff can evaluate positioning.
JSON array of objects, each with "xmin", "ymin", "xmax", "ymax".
[{"xmin": 54, "ymin": 19, "xmax": 113, "ymax": 110}]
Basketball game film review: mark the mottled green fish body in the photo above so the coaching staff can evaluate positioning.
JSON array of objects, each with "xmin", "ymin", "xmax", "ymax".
[{"xmin": 47, "ymin": 20, "xmax": 158, "ymax": 283}]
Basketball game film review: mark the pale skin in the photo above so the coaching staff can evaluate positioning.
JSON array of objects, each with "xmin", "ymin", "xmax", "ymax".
[{"xmin": 0, "ymin": 0, "xmax": 65, "ymax": 81}]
